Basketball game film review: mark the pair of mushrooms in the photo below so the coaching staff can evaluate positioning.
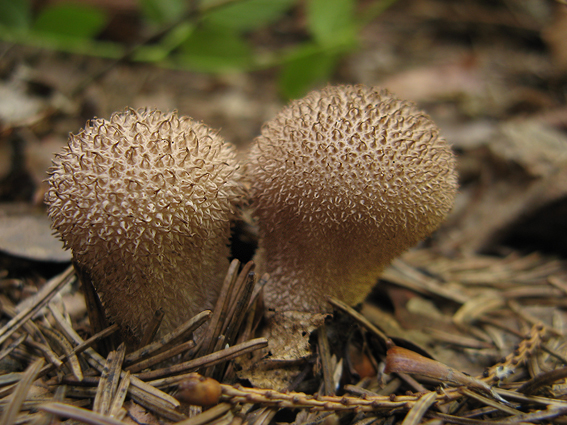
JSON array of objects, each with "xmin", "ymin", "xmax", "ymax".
[{"xmin": 46, "ymin": 85, "xmax": 457, "ymax": 347}]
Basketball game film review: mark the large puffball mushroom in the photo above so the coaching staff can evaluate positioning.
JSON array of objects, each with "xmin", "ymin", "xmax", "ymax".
[
  {"xmin": 46, "ymin": 108, "xmax": 244, "ymax": 345},
  {"xmin": 248, "ymin": 85, "xmax": 458, "ymax": 313}
]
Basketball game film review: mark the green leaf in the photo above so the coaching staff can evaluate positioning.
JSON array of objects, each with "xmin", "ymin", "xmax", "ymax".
[
  {"xmin": 357, "ymin": 0, "xmax": 400, "ymax": 26},
  {"xmin": 278, "ymin": 46, "xmax": 339, "ymax": 99},
  {"xmin": 139, "ymin": 0, "xmax": 187, "ymax": 25},
  {"xmin": 202, "ymin": 0, "xmax": 296, "ymax": 31},
  {"xmin": 0, "ymin": 0, "xmax": 31, "ymax": 29},
  {"xmin": 33, "ymin": 3, "xmax": 107, "ymax": 39},
  {"xmin": 134, "ymin": 23, "xmax": 194, "ymax": 62},
  {"xmin": 306, "ymin": 0, "xmax": 357, "ymax": 47},
  {"xmin": 178, "ymin": 25, "xmax": 252, "ymax": 72}
]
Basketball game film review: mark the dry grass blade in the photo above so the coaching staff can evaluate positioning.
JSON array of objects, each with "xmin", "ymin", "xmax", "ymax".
[
  {"xmin": 0, "ymin": 265, "xmax": 74, "ymax": 345},
  {"xmin": 128, "ymin": 375, "xmax": 181, "ymax": 411},
  {"xmin": 76, "ymin": 263, "xmax": 116, "ymax": 356},
  {"xmin": 0, "ymin": 383, "xmax": 16, "ymax": 399},
  {"xmin": 108, "ymin": 370, "xmax": 130, "ymax": 419},
  {"xmin": 223, "ymin": 262, "xmax": 256, "ymax": 348},
  {"xmin": 401, "ymin": 391, "xmax": 437, "ymax": 425},
  {"xmin": 459, "ymin": 388, "xmax": 521, "ymax": 416},
  {"xmin": 198, "ymin": 259, "xmax": 241, "ymax": 356},
  {"xmin": 317, "ymin": 324, "xmax": 334, "ymax": 396},
  {"xmin": 0, "ymin": 357, "xmax": 45, "ymax": 425},
  {"xmin": 247, "ymin": 407, "xmax": 277, "ymax": 425},
  {"xmin": 175, "ymin": 402, "xmax": 233, "ymax": 425},
  {"xmin": 0, "ymin": 333, "xmax": 26, "ymax": 363},
  {"xmin": 426, "ymin": 328, "xmax": 493, "ymax": 349},
  {"xmin": 93, "ymin": 343, "xmax": 126, "ymax": 415},
  {"xmin": 142, "ymin": 337, "xmax": 268, "ymax": 384},
  {"xmin": 430, "ymin": 411, "xmax": 498, "ymax": 424},
  {"xmin": 48, "ymin": 303, "xmax": 181, "ymax": 414},
  {"xmin": 37, "ymin": 323, "xmax": 119, "ymax": 378},
  {"xmin": 127, "ymin": 390, "xmax": 186, "ymax": 422},
  {"xmin": 38, "ymin": 402, "xmax": 126, "ymax": 425},
  {"xmin": 57, "ymin": 374, "xmax": 186, "ymax": 421},
  {"xmin": 248, "ymin": 272, "xmax": 269, "ymax": 310},
  {"xmin": 24, "ymin": 337, "xmax": 63, "ymax": 369},
  {"xmin": 507, "ymin": 301, "xmax": 561, "ymax": 334},
  {"xmin": 204, "ymin": 336, "xmax": 226, "ymax": 377},
  {"xmin": 517, "ymin": 365, "xmax": 567, "ymax": 395},
  {"xmin": 69, "ymin": 324, "xmax": 120, "ymax": 355},
  {"xmin": 124, "ymin": 310, "xmax": 211, "ymax": 367},
  {"xmin": 29, "ymin": 384, "xmax": 67, "ymax": 425},
  {"xmin": 0, "ymin": 395, "xmax": 87, "ymax": 413},
  {"xmin": 126, "ymin": 340, "xmax": 195, "ymax": 373},
  {"xmin": 139, "ymin": 308, "xmax": 165, "ymax": 348},
  {"xmin": 493, "ymin": 387, "xmax": 567, "ymax": 406},
  {"xmin": 490, "ymin": 405, "xmax": 567, "ymax": 424},
  {"xmin": 548, "ymin": 275, "xmax": 567, "ymax": 295},
  {"xmin": 0, "ymin": 372, "xmax": 21, "ymax": 387},
  {"xmin": 384, "ymin": 259, "xmax": 468, "ymax": 303},
  {"xmin": 453, "ymin": 296, "xmax": 505, "ymax": 328},
  {"xmin": 328, "ymin": 298, "xmax": 391, "ymax": 348},
  {"xmin": 40, "ymin": 325, "xmax": 82, "ymax": 380}
]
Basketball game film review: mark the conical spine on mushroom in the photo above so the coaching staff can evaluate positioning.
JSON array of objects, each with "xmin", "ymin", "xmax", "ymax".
[
  {"xmin": 247, "ymin": 85, "xmax": 458, "ymax": 313},
  {"xmin": 46, "ymin": 108, "xmax": 244, "ymax": 345}
]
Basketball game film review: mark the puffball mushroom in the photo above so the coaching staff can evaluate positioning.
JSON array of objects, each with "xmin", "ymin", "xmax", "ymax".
[
  {"xmin": 45, "ymin": 108, "xmax": 244, "ymax": 345},
  {"xmin": 248, "ymin": 85, "xmax": 458, "ymax": 313}
]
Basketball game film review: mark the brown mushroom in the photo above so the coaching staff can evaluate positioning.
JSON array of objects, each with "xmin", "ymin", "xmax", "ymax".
[
  {"xmin": 247, "ymin": 85, "xmax": 458, "ymax": 313},
  {"xmin": 45, "ymin": 108, "xmax": 244, "ymax": 345}
]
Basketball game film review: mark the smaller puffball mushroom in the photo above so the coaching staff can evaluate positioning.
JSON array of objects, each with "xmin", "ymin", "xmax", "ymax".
[
  {"xmin": 248, "ymin": 85, "xmax": 458, "ymax": 313},
  {"xmin": 46, "ymin": 108, "xmax": 244, "ymax": 345}
]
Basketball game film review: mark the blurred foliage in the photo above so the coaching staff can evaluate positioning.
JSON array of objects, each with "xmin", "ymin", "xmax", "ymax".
[{"xmin": 0, "ymin": 0, "xmax": 397, "ymax": 98}]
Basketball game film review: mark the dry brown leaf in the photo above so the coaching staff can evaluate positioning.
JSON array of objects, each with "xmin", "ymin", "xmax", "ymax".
[
  {"xmin": 0, "ymin": 203, "xmax": 70, "ymax": 262},
  {"xmin": 439, "ymin": 120, "xmax": 567, "ymax": 254}
]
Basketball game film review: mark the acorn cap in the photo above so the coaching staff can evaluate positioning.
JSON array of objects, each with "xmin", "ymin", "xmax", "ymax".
[
  {"xmin": 46, "ymin": 108, "xmax": 244, "ymax": 344},
  {"xmin": 248, "ymin": 85, "xmax": 458, "ymax": 313}
]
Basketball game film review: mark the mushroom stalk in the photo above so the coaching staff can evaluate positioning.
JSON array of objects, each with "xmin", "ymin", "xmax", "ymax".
[
  {"xmin": 247, "ymin": 85, "xmax": 458, "ymax": 313},
  {"xmin": 46, "ymin": 108, "xmax": 244, "ymax": 345}
]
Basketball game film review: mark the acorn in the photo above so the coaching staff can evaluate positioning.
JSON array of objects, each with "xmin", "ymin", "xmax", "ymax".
[{"xmin": 176, "ymin": 374, "xmax": 222, "ymax": 407}]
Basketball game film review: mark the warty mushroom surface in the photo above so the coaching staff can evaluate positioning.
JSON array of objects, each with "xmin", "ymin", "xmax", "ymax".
[
  {"xmin": 45, "ymin": 108, "xmax": 244, "ymax": 346},
  {"xmin": 247, "ymin": 84, "xmax": 458, "ymax": 313}
]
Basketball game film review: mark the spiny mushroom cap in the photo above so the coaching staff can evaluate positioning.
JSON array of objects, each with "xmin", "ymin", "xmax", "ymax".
[
  {"xmin": 46, "ymin": 108, "xmax": 244, "ymax": 343},
  {"xmin": 248, "ymin": 85, "xmax": 458, "ymax": 313}
]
